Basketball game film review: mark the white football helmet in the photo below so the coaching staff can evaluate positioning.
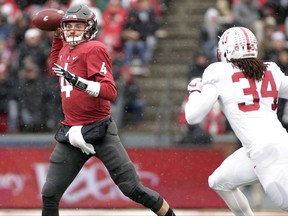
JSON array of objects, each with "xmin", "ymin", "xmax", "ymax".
[{"xmin": 217, "ymin": 27, "xmax": 258, "ymax": 62}]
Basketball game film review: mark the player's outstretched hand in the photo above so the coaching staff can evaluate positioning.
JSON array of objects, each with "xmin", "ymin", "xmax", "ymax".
[
  {"xmin": 52, "ymin": 63, "xmax": 77, "ymax": 84},
  {"xmin": 54, "ymin": 28, "xmax": 62, "ymax": 38},
  {"xmin": 52, "ymin": 63, "xmax": 92, "ymax": 92},
  {"xmin": 187, "ymin": 78, "xmax": 202, "ymax": 94}
]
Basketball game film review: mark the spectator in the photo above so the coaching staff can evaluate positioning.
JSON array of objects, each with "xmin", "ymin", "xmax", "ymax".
[
  {"xmin": 0, "ymin": 37, "xmax": 13, "ymax": 72},
  {"xmin": 0, "ymin": 37, "xmax": 16, "ymax": 132},
  {"xmin": 0, "ymin": 13, "xmax": 12, "ymax": 40},
  {"xmin": 216, "ymin": 0, "xmax": 234, "ymax": 24},
  {"xmin": 232, "ymin": 0, "xmax": 263, "ymax": 41},
  {"xmin": 10, "ymin": 12, "xmax": 31, "ymax": 49},
  {"xmin": 136, "ymin": 0, "xmax": 160, "ymax": 65},
  {"xmin": 277, "ymin": 48, "xmax": 288, "ymax": 75},
  {"xmin": 187, "ymin": 51, "xmax": 209, "ymax": 81},
  {"xmin": 264, "ymin": 30, "xmax": 286, "ymax": 62},
  {"xmin": 121, "ymin": 0, "xmax": 159, "ymax": 75},
  {"xmin": 121, "ymin": 65, "xmax": 145, "ymax": 126},
  {"xmin": 177, "ymin": 93, "xmax": 212, "ymax": 146},
  {"xmin": 44, "ymin": 75, "xmax": 64, "ymax": 132},
  {"xmin": 276, "ymin": 48, "xmax": 288, "ymax": 132},
  {"xmin": 95, "ymin": 0, "xmax": 109, "ymax": 12},
  {"xmin": 14, "ymin": 28, "xmax": 50, "ymax": 76},
  {"xmin": 15, "ymin": 57, "xmax": 55, "ymax": 132},
  {"xmin": 0, "ymin": 0, "xmax": 21, "ymax": 24},
  {"xmin": 121, "ymin": 0, "xmax": 138, "ymax": 10},
  {"xmin": 265, "ymin": 0, "xmax": 288, "ymax": 31},
  {"xmin": 184, "ymin": 49, "xmax": 231, "ymax": 141},
  {"xmin": 258, "ymin": 16, "xmax": 277, "ymax": 59},
  {"xmin": 98, "ymin": 0, "xmax": 128, "ymax": 55},
  {"xmin": 123, "ymin": 0, "xmax": 163, "ymax": 19},
  {"xmin": 43, "ymin": 0, "xmax": 68, "ymax": 11},
  {"xmin": 199, "ymin": 7, "xmax": 224, "ymax": 62},
  {"xmin": 0, "ymin": 63, "xmax": 13, "ymax": 133},
  {"xmin": 177, "ymin": 51, "xmax": 213, "ymax": 145},
  {"xmin": 202, "ymin": 101, "xmax": 228, "ymax": 135},
  {"xmin": 121, "ymin": 10, "xmax": 148, "ymax": 71},
  {"xmin": 285, "ymin": 17, "xmax": 288, "ymax": 39},
  {"xmin": 110, "ymin": 57, "xmax": 128, "ymax": 128}
]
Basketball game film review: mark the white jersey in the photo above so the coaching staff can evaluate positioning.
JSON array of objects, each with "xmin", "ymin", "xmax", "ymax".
[{"xmin": 185, "ymin": 61, "xmax": 288, "ymax": 156}]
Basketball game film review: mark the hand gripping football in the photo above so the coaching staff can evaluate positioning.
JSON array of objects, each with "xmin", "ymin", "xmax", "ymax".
[{"xmin": 32, "ymin": 8, "xmax": 64, "ymax": 31}]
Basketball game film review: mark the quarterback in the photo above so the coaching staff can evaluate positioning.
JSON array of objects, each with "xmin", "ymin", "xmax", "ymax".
[
  {"xmin": 185, "ymin": 26, "xmax": 288, "ymax": 215},
  {"xmin": 41, "ymin": 4, "xmax": 176, "ymax": 216}
]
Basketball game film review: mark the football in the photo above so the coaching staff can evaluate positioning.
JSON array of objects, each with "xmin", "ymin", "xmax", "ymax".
[{"xmin": 32, "ymin": 8, "xmax": 64, "ymax": 31}]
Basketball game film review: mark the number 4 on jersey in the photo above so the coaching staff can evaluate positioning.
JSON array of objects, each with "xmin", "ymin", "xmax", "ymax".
[{"xmin": 100, "ymin": 62, "xmax": 107, "ymax": 74}]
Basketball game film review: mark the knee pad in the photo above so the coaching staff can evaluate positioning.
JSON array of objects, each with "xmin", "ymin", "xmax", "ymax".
[
  {"xmin": 129, "ymin": 184, "xmax": 163, "ymax": 212},
  {"xmin": 266, "ymin": 182, "xmax": 288, "ymax": 211},
  {"xmin": 208, "ymin": 173, "xmax": 224, "ymax": 190},
  {"xmin": 114, "ymin": 162, "xmax": 162, "ymax": 212},
  {"xmin": 42, "ymin": 181, "xmax": 56, "ymax": 197},
  {"xmin": 42, "ymin": 192, "xmax": 60, "ymax": 213},
  {"xmin": 41, "ymin": 181, "xmax": 62, "ymax": 205},
  {"xmin": 208, "ymin": 172, "xmax": 236, "ymax": 191},
  {"xmin": 115, "ymin": 162, "xmax": 140, "ymax": 196},
  {"xmin": 263, "ymin": 169, "xmax": 288, "ymax": 211},
  {"xmin": 208, "ymin": 174, "xmax": 216, "ymax": 189}
]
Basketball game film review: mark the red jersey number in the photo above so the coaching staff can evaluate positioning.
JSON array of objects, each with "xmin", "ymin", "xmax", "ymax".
[{"xmin": 232, "ymin": 71, "xmax": 278, "ymax": 112}]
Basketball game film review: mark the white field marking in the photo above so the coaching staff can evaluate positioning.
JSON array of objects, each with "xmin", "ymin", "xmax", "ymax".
[{"xmin": 0, "ymin": 209, "xmax": 287, "ymax": 216}]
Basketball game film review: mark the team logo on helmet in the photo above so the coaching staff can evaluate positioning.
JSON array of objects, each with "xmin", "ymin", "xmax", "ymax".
[{"xmin": 217, "ymin": 27, "xmax": 258, "ymax": 62}]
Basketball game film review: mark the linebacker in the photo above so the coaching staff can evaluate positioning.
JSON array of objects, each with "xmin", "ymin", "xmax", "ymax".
[{"xmin": 185, "ymin": 26, "xmax": 288, "ymax": 215}]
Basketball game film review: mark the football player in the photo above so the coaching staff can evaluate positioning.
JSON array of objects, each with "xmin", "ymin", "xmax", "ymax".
[
  {"xmin": 41, "ymin": 4, "xmax": 176, "ymax": 216},
  {"xmin": 185, "ymin": 26, "xmax": 288, "ymax": 215}
]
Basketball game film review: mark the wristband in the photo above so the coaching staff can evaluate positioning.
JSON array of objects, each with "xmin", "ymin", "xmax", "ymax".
[
  {"xmin": 74, "ymin": 76, "xmax": 89, "ymax": 90},
  {"xmin": 86, "ymin": 81, "xmax": 100, "ymax": 97}
]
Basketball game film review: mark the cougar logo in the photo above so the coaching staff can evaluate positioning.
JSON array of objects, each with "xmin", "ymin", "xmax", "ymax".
[{"xmin": 43, "ymin": 16, "xmax": 49, "ymax": 22}]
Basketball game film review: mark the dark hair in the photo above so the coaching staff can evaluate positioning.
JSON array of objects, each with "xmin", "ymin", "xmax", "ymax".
[{"xmin": 230, "ymin": 58, "xmax": 268, "ymax": 81}]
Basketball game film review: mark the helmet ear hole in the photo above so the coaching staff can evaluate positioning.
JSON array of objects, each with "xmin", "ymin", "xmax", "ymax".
[{"xmin": 84, "ymin": 33, "xmax": 90, "ymax": 39}]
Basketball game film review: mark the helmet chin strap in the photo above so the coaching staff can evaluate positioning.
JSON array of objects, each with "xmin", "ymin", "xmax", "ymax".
[{"xmin": 224, "ymin": 52, "xmax": 231, "ymax": 62}]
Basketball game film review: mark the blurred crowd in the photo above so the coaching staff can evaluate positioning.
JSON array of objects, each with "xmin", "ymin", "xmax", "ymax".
[
  {"xmin": 178, "ymin": 0, "xmax": 288, "ymax": 146},
  {"xmin": 0, "ymin": 0, "xmax": 170, "ymax": 133}
]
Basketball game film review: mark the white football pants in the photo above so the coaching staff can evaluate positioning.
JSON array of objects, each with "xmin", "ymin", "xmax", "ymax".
[{"xmin": 209, "ymin": 145, "xmax": 288, "ymax": 216}]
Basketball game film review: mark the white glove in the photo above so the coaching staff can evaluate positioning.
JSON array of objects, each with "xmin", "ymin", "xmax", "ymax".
[
  {"xmin": 187, "ymin": 78, "xmax": 202, "ymax": 94},
  {"xmin": 66, "ymin": 126, "xmax": 96, "ymax": 155}
]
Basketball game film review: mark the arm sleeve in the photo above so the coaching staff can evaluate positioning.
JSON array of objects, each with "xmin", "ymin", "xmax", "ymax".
[
  {"xmin": 97, "ymin": 78, "xmax": 117, "ymax": 101},
  {"xmin": 49, "ymin": 38, "xmax": 63, "ymax": 76},
  {"xmin": 185, "ymin": 84, "xmax": 219, "ymax": 124},
  {"xmin": 185, "ymin": 63, "xmax": 220, "ymax": 124},
  {"xmin": 87, "ymin": 46, "xmax": 117, "ymax": 101}
]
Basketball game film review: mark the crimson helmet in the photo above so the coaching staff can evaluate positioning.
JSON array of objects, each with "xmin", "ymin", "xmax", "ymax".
[
  {"xmin": 217, "ymin": 27, "xmax": 258, "ymax": 62},
  {"xmin": 61, "ymin": 4, "xmax": 98, "ymax": 46}
]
